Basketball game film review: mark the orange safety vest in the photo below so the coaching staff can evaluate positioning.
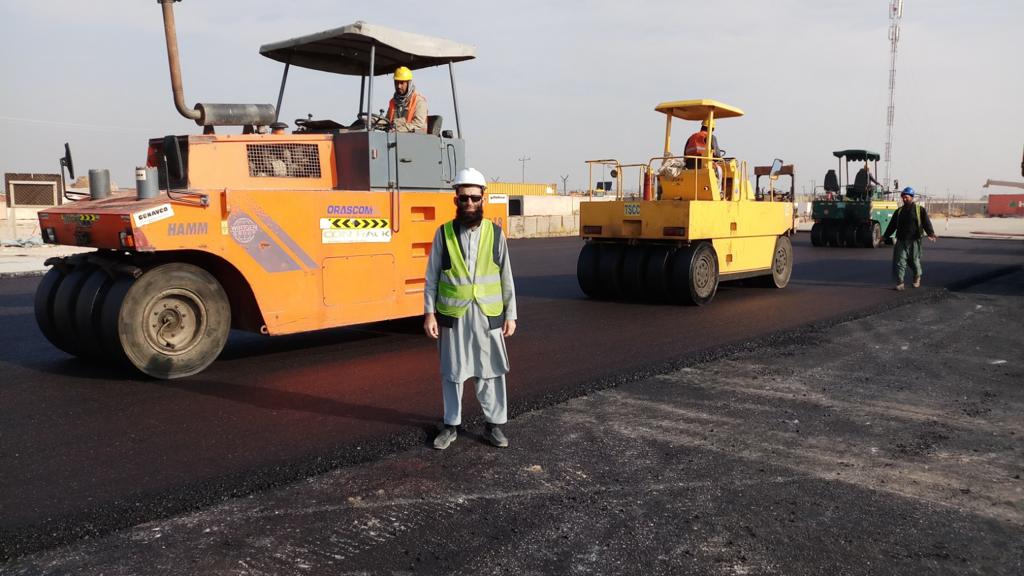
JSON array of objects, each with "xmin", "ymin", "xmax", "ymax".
[
  {"xmin": 684, "ymin": 131, "xmax": 708, "ymax": 157},
  {"xmin": 387, "ymin": 90, "xmax": 423, "ymax": 124}
]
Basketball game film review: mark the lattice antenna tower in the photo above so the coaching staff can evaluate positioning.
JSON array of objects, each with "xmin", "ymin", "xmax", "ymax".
[{"xmin": 884, "ymin": 0, "xmax": 904, "ymax": 189}]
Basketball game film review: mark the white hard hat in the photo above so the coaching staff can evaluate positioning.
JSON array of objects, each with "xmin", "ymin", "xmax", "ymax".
[{"xmin": 453, "ymin": 167, "xmax": 487, "ymax": 190}]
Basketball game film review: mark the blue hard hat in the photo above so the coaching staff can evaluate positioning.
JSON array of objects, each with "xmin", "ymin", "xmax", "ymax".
[{"xmin": 901, "ymin": 187, "xmax": 915, "ymax": 197}]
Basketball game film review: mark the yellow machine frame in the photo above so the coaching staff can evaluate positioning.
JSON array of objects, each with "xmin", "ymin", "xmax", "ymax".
[{"xmin": 578, "ymin": 99, "xmax": 794, "ymax": 304}]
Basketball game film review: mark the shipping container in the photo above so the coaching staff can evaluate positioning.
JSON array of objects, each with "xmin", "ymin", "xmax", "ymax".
[
  {"xmin": 987, "ymin": 194, "xmax": 1024, "ymax": 217},
  {"xmin": 488, "ymin": 182, "xmax": 559, "ymax": 197}
]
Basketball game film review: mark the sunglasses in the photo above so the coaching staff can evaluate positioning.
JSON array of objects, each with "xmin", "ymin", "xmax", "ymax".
[{"xmin": 457, "ymin": 195, "xmax": 483, "ymax": 204}]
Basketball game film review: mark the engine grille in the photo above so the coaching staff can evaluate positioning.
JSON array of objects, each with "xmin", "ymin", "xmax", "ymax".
[{"xmin": 246, "ymin": 143, "xmax": 321, "ymax": 178}]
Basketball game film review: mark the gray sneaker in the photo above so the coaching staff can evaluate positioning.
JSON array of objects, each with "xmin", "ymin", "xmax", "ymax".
[
  {"xmin": 433, "ymin": 425, "xmax": 457, "ymax": 450},
  {"xmin": 485, "ymin": 424, "xmax": 509, "ymax": 448}
]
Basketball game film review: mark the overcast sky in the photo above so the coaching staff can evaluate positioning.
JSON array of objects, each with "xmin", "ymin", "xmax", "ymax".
[{"xmin": 1, "ymin": 0, "xmax": 1021, "ymax": 199}]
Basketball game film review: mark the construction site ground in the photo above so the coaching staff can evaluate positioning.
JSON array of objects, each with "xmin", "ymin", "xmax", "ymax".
[{"xmin": 4, "ymin": 266, "xmax": 1022, "ymax": 575}]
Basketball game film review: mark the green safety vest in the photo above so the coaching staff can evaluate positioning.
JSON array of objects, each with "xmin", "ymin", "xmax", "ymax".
[
  {"xmin": 436, "ymin": 220, "xmax": 504, "ymax": 318},
  {"xmin": 894, "ymin": 203, "xmax": 924, "ymax": 239}
]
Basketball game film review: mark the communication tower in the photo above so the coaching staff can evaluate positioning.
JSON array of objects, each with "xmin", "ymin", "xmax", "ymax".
[{"xmin": 884, "ymin": 0, "xmax": 904, "ymax": 189}]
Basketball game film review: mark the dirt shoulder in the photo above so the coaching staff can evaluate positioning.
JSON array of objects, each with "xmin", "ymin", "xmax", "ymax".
[{"xmin": 5, "ymin": 272, "xmax": 1023, "ymax": 575}]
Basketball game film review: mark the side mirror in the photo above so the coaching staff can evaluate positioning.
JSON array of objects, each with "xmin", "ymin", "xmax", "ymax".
[
  {"xmin": 162, "ymin": 135, "xmax": 184, "ymax": 182},
  {"xmin": 609, "ymin": 169, "xmax": 618, "ymax": 178},
  {"xmin": 60, "ymin": 142, "xmax": 75, "ymax": 181},
  {"xmin": 769, "ymin": 158, "xmax": 784, "ymax": 177}
]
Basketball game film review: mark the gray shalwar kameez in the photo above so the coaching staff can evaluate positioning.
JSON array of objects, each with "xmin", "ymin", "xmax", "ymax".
[{"xmin": 424, "ymin": 221, "xmax": 517, "ymax": 426}]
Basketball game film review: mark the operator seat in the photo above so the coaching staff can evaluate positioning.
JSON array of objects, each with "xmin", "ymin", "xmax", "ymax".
[
  {"xmin": 823, "ymin": 169, "xmax": 840, "ymax": 194},
  {"xmin": 427, "ymin": 115, "xmax": 443, "ymax": 136}
]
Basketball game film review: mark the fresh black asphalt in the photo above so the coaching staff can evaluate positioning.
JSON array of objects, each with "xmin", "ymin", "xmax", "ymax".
[{"xmin": 0, "ymin": 234, "xmax": 1021, "ymax": 561}]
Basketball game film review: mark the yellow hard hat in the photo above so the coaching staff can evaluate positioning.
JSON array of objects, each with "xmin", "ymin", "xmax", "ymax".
[{"xmin": 394, "ymin": 66, "xmax": 413, "ymax": 81}]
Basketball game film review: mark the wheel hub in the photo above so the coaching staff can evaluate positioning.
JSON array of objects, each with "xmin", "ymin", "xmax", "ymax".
[
  {"xmin": 774, "ymin": 247, "xmax": 787, "ymax": 274},
  {"xmin": 694, "ymin": 254, "xmax": 713, "ymax": 296},
  {"xmin": 143, "ymin": 289, "xmax": 207, "ymax": 356}
]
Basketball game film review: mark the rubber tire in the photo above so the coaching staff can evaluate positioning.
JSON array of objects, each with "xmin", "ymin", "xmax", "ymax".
[
  {"xmin": 841, "ymin": 223, "xmax": 857, "ymax": 247},
  {"xmin": 34, "ymin": 267, "xmax": 77, "ymax": 355},
  {"xmin": 598, "ymin": 244, "xmax": 626, "ymax": 300},
  {"xmin": 644, "ymin": 246, "xmax": 674, "ymax": 303},
  {"xmin": 99, "ymin": 277, "xmax": 135, "ymax": 367},
  {"xmin": 620, "ymin": 245, "xmax": 648, "ymax": 301},
  {"xmin": 824, "ymin": 223, "xmax": 841, "ymax": 247},
  {"xmin": 854, "ymin": 223, "xmax": 869, "ymax": 247},
  {"xmin": 670, "ymin": 242, "xmax": 719, "ymax": 306},
  {"xmin": 51, "ymin": 263, "xmax": 96, "ymax": 358},
  {"xmin": 867, "ymin": 221, "xmax": 882, "ymax": 248},
  {"xmin": 810, "ymin": 223, "xmax": 824, "ymax": 247},
  {"xmin": 758, "ymin": 235, "xmax": 793, "ymax": 288},
  {"xmin": 74, "ymin": 267, "xmax": 115, "ymax": 360},
  {"xmin": 577, "ymin": 242, "xmax": 602, "ymax": 298},
  {"xmin": 113, "ymin": 263, "xmax": 231, "ymax": 379}
]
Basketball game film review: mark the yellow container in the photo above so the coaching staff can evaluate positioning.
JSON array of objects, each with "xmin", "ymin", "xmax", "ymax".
[{"xmin": 488, "ymin": 182, "xmax": 558, "ymax": 196}]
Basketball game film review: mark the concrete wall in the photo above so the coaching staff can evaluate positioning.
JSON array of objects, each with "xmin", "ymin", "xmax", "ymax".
[
  {"xmin": 518, "ymin": 195, "xmax": 616, "ymax": 216},
  {"xmin": 508, "ymin": 214, "xmax": 580, "ymax": 238},
  {"xmin": 0, "ymin": 203, "xmax": 46, "ymax": 221},
  {"xmin": 507, "ymin": 196, "xmax": 617, "ymax": 238}
]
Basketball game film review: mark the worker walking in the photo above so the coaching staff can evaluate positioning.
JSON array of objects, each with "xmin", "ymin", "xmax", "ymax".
[
  {"xmin": 424, "ymin": 168, "xmax": 518, "ymax": 450},
  {"xmin": 883, "ymin": 186, "xmax": 937, "ymax": 290},
  {"xmin": 388, "ymin": 66, "xmax": 428, "ymax": 133}
]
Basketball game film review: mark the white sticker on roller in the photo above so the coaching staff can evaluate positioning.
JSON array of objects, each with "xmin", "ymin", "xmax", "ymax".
[
  {"xmin": 322, "ymin": 228, "xmax": 392, "ymax": 244},
  {"xmin": 132, "ymin": 203, "xmax": 174, "ymax": 227},
  {"xmin": 488, "ymin": 193, "xmax": 508, "ymax": 204}
]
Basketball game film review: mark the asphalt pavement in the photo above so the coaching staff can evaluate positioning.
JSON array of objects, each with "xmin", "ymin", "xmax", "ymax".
[
  {"xmin": 1, "ymin": 234, "xmax": 1022, "ymax": 569},
  {"xmin": 3, "ymin": 254, "xmax": 1022, "ymax": 575}
]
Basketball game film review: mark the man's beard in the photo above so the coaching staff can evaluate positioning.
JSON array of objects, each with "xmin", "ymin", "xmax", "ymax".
[{"xmin": 455, "ymin": 204, "xmax": 484, "ymax": 227}]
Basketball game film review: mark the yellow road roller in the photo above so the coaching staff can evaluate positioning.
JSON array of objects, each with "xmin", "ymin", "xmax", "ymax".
[{"xmin": 577, "ymin": 99, "xmax": 794, "ymax": 305}]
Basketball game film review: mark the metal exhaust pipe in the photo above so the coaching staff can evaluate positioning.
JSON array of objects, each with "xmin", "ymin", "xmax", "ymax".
[{"xmin": 160, "ymin": 0, "xmax": 201, "ymax": 122}]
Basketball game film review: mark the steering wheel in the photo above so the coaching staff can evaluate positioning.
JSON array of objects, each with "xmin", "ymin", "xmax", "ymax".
[
  {"xmin": 371, "ymin": 113, "xmax": 393, "ymax": 131},
  {"xmin": 357, "ymin": 112, "xmax": 393, "ymax": 131}
]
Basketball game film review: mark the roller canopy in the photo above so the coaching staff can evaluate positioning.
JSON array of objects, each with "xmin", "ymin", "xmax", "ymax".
[
  {"xmin": 654, "ymin": 99, "xmax": 744, "ymax": 120},
  {"xmin": 832, "ymin": 149, "xmax": 881, "ymax": 161},
  {"xmin": 754, "ymin": 164, "xmax": 795, "ymax": 177},
  {"xmin": 260, "ymin": 21, "xmax": 476, "ymax": 75}
]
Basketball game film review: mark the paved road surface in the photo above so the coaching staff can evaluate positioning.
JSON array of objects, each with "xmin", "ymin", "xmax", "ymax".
[{"xmin": 0, "ymin": 234, "xmax": 1021, "ymax": 559}]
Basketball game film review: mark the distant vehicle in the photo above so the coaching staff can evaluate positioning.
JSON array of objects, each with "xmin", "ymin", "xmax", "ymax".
[
  {"xmin": 34, "ymin": 1, "xmax": 498, "ymax": 378},
  {"xmin": 577, "ymin": 99, "xmax": 795, "ymax": 306},
  {"xmin": 754, "ymin": 162, "xmax": 795, "ymax": 203},
  {"xmin": 810, "ymin": 149, "xmax": 897, "ymax": 248}
]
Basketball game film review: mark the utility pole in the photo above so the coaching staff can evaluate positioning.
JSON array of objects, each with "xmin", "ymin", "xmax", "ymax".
[
  {"xmin": 518, "ymin": 155, "xmax": 531, "ymax": 183},
  {"xmin": 946, "ymin": 187, "xmax": 951, "ymax": 230},
  {"xmin": 560, "ymin": 174, "xmax": 569, "ymax": 195},
  {"xmin": 884, "ymin": 0, "xmax": 904, "ymax": 190}
]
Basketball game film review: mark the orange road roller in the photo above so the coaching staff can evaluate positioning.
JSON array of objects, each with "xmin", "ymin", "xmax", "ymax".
[{"xmin": 35, "ymin": 1, "xmax": 503, "ymax": 378}]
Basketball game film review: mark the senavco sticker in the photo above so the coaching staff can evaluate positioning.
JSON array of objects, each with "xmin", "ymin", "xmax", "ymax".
[{"xmin": 132, "ymin": 204, "xmax": 175, "ymax": 227}]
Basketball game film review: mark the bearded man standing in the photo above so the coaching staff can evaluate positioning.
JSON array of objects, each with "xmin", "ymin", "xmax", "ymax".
[{"xmin": 423, "ymin": 168, "xmax": 518, "ymax": 450}]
